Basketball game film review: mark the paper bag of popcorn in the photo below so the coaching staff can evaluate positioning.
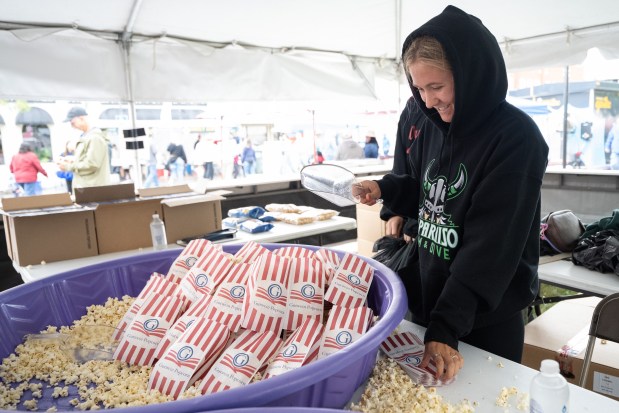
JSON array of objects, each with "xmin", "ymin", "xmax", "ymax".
[
  {"xmin": 166, "ymin": 239, "xmax": 214, "ymax": 280},
  {"xmin": 234, "ymin": 240, "xmax": 270, "ymax": 264},
  {"xmin": 272, "ymin": 246, "xmax": 314, "ymax": 258},
  {"xmin": 284, "ymin": 257, "xmax": 325, "ymax": 331},
  {"xmin": 114, "ymin": 293, "xmax": 185, "ymax": 366},
  {"xmin": 318, "ymin": 305, "xmax": 373, "ymax": 359},
  {"xmin": 241, "ymin": 252, "xmax": 290, "ymax": 334},
  {"xmin": 114, "ymin": 273, "xmax": 180, "ymax": 339},
  {"xmin": 203, "ymin": 262, "xmax": 251, "ymax": 333},
  {"xmin": 149, "ymin": 317, "xmax": 230, "ymax": 399},
  {"xmin": 198, "ymin": 329, "xmax": 282, "ymax": 395},
  {"xmin": 324, "ymin": 253, "xmax": 374, "ymax": 308},
  {"xmin": 179, "ymin": 247, "xmax": 234, "ymax": 304},
  {"xmin": 380, "ymin": 331, "xmax": 453, "ymax": 386},
  {"xmin": 313, "ymin": 248, "xmax": 340, "ymax": 285},
  {"xmin": 264, "ymin": 317, "xmax": 324, "ymax": 379},
  {"xmin": 154, "ymin": 292, "xmax": 214, "ymax": 360}
]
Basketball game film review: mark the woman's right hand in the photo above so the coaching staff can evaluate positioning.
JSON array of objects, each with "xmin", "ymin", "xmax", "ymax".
[{"xmin": 353, "ymin": 180, "xmax": 381, "ymax": 205}]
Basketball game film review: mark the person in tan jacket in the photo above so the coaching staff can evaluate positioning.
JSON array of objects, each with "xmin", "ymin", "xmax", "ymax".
[{"xmin": 58, "ymin": 107, "xmax": 111, "ymax": 190}]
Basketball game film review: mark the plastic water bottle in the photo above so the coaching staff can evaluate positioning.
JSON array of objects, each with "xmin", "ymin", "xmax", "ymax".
[
  {"xmin": 530, "ymin": 359, "xmax": 569, "ymax": 413},
  {"xmin": 150, "ymin": 213, "xmax": 167, "ymax": 249}
]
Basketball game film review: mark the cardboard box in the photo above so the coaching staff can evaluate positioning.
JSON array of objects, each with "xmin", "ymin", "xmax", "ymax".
[
  {"xmin": 0, "ymin": 193, "xmax": 97, "ymax": 266},
  {"xmin": 138, "ymin": 185, "xmax": 226, "ymax": 244},
  {"xmin": 523, "ymin": 297, "xmax": 619, "ymax": 401},
  {"xmin": 355, "ymin": 203, "xmax": 386, "ymax": 257},
  {"xmin": 76, "ymin": 183, "xmax": 163, "ymax": 254}
]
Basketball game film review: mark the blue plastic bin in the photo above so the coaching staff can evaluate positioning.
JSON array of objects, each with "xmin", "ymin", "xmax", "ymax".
[{"xmin": 0, "ymin": 243, "xmax": 406, "ymax": 412}]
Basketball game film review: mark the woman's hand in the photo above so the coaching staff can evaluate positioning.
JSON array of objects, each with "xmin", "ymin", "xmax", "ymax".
[
  {"xmin": 352, "ymin": 180, "xmax": 381, "ymax": 205},
  {"xmin": 420, "ymin": 341, "xmax": 464, "ymax": 381},
  {"xmin": 385, "ymin": 216, "xmax": 404, "ymax": 238}
]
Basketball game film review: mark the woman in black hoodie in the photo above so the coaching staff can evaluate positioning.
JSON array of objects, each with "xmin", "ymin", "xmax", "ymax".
[{"xmin": 356, "ymin": 6, "xmax": 549, "ymax": 381}]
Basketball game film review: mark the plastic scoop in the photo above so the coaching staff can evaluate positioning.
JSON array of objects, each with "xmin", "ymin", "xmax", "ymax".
[
  {"xmin": 300, "ymin": 164, "xmax": 381, "ymax": 207},
  {"xmin": 24, "ymin": 325, "xmax": 121, "ymax": 363}
]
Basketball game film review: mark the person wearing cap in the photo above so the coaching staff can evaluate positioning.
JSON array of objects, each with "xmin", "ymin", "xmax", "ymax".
[
  {"xmin": 363, "ymin": 129, "xmax": 380, "ymax": 159},
  {"xmin": 58, "ymin": 106, "xmax": 111, "ymax": 190}
]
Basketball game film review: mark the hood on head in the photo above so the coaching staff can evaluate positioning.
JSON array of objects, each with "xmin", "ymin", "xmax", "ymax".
[{"xmin": 401, "ymin": 5, "xmax": 507, "ymax": 136}]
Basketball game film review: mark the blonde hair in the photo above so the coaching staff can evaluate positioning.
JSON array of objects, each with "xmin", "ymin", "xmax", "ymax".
[{"xmin": 403, "ymin": 36, "xmax": 452, "ymax": 73}]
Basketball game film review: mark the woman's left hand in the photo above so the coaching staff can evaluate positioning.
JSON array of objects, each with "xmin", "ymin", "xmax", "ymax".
[{"xmin": 420, "ymin": 341, "xmax": 464, "ymax": 381}]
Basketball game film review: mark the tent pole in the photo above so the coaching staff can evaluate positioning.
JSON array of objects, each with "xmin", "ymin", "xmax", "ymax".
[
  {"xmin": 561, "ymin": 65, "xmax": 570, "ymax": 169},
  {"xmin": 121, "ymin": 0, "xmax": 144, "ymax": 188},
  {"xmin": 121, "ymin": 39, "xmax": 142, "ymax": 188}
]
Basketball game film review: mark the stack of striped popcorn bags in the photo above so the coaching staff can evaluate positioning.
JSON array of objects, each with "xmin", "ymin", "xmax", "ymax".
[{"xmin": 111, "ymin": 240, "xmax": 376, "ymax": 399}]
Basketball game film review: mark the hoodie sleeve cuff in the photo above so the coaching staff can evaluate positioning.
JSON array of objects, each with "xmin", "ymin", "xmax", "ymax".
[{"xmin": 424, "ymin": 321, "xmax": 459, "ymax": 351}]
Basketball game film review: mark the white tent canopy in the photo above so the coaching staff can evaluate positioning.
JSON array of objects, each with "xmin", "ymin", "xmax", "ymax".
[{"xmin": 1, "ymin": 0, "xmax": 619, "ymax": 103}]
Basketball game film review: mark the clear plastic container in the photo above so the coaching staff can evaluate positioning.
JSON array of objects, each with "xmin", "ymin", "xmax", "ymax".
[
  {"xmin": 150, "ymin": 213, "xmax": 167, "ymax": 249},
  {"xmin": 530, "ymin": 359, "xmax": 569, "ymax": 413}
]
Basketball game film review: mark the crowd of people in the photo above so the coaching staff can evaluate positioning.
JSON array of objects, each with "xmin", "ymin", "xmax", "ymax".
[{"xmin": 9, "ymin": 106, "xmax": 389, "ymax": 196}]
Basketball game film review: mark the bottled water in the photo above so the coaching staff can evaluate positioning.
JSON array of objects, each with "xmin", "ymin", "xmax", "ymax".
[
  {"xmin": 530, "ymin": 359, "xmax": 569, "ymax": 413},
  {"xmin": 150, "ymin": 213, "xmax": 167, "ymax": 249}
]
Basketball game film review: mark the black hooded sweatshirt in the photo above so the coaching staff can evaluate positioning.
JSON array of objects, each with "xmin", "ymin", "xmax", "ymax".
[{"xmin": 376, "ymin": 6, "xmax": 549, "ymax": 350}]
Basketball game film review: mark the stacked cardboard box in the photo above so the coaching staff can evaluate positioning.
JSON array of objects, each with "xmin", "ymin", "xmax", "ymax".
[
  {"xmin": 523, "ymin": 297, "xmax": 619, "ymax": 401},
  {"xmin": 1, "ymin": 184, "xmax": 226, "ymax": 266},
  {"xmin": 355, "ymin": 202, "xmax": 386, "ymax": 257},
  {"xmin": 1, "ymin": 193, "xmax": 97, "ymax": 266}
]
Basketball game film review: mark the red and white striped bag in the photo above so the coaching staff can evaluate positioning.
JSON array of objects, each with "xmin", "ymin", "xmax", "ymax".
[
  {"xmin": 263, "ymin": 317, "xmax": 324, "ymax": 379},
  {"xmin": 323, "ymin": 253, "xmax": 374, "ymax": 308},
  {"xmin": 318, "ymin": 305, "xmax": 373, "ymax": 359},
  {"xmin": 149, "ymin": 317, "xmax": 230, "ymax": 399},
  {"xmin": 114, "ymin": 273, "xmax": 179, "ymax": 339},
  {"xmin": 283, "ymin": 257, "xmax": 325, "ymax": 331},
  {"xmin": 114, "ymin": 293, "xmax": 185, "ymax": 366},
  {"xmin": 203, "ymin": 262, "xmax": 252, "ymax": 333},
  {"xmin": 233, "ymin": 241, "xmax": 269, "ymax": 264},
  {"xmin": 153, "ymin": 292, "xmax": 214, "ymax": 360},
  {"xmin": 198, "ymin": 329, "xmax": 282, "ymax": 395},
  {"xmin": 241, "ymin": 252, "xmax": 290, "ymax": 334},
  {"xmin": 166, "ymin": 239, "xmax": 213, "ymax": 280},
  {"xmin": 179, "ymin": 247, "xmax": 234, "ymax": 304}
]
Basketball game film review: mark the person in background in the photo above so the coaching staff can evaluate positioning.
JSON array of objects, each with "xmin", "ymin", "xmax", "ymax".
[
  {"xmin": 335, "ymin": 134, "xmax": 363, "ymax": 160},
  {"xmin": 315, "ymin": 150, "xmax": 325, "ymax": 164},
  {"xmin": 604, "ymin": 115, "xmax": 619, "ymax": 169},
  {"xmin": 363, "ymin": 130, "xmax": 380, "ymax": 158},
  {"xmin": 57, "ymin": 139, "xmax": 75, "ymax": 193},
  {"xmin": 195, "ymin": 136, "xmax": 216, "ymax": 180},
  {"xmin": 355, "ymin": 6, "xmax": 549, "ymax": 381},
  {"xmin": 241, "ymin": 139, "xmax": 256, "ymax": 174},
  {"xmin": 143, "ymin": 138, "xmax": 160, "ymax": 188},
  {"xmin": 166, "ymin": 143, "xmax": 187, "ymax": 184},
  {"xmin": 382, "ymin": 134, "xmax": 391, "ymax": 156},
  {"xmin": 58, "ymin": 107, "xmax": 111, "ymax": 190},
  {"xmin": 10, "ymin": 142, "xmax": 47, "ymax": 196}
]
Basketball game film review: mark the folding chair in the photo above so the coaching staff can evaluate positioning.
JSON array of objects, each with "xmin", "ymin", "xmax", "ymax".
[{"xmin": 578, "ymin": 292, "xmax": 619, "ymax": 387}]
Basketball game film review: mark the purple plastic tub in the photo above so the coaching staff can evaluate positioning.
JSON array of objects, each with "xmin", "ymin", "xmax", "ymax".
[{"xmin": 0, "ymin": 243, "xmax": 406, "ymax": 412}]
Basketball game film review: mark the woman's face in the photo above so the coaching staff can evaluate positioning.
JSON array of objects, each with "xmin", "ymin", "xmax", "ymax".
[{"xmin": 408, "ymin": 61, "xmax": 455, "ymax": 123}]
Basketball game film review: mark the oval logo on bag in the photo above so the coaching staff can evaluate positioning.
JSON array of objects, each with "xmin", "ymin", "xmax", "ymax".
[
  {"xmin": 405, "ymin": 355, "xmax": 421, "ymax": 366},
  {"xmin": 301, "ymin": 284, "xmax": 315, "ymax": 298},
  {"xmin": 195, "ymin": 273, "xmax": 209, "ymax": 287},
  {"xmin": 268, "ymin": 284, "xmax": 282, "ymax": 299},
  {"xmin": 283, "ymin": 344, "xmax": 298, "ymax": 358},
  {"xmin": 185, "ymin": 257, "xmax": 198, "ymax": 267},
  {"xmin": 177, "ymin": 346, "xmax": 194, "ymax": 361},
  {"xmin": 233, "ymin": 352, "xmax": 250, "ymax": 367},
  {"xmin": 336, "ymin": 331, "xmax": 353, "ymax": 346},
  {"xmin": 144, "ymin": 319, "xmax": 159, "ymax": 331},
  {"xmin": 230, "ymin": 286, "xmax": 245, "ymax": 299},
  {"xmin": 347, "ymin": 274, "xmax": 361, "ymax": 286}
]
